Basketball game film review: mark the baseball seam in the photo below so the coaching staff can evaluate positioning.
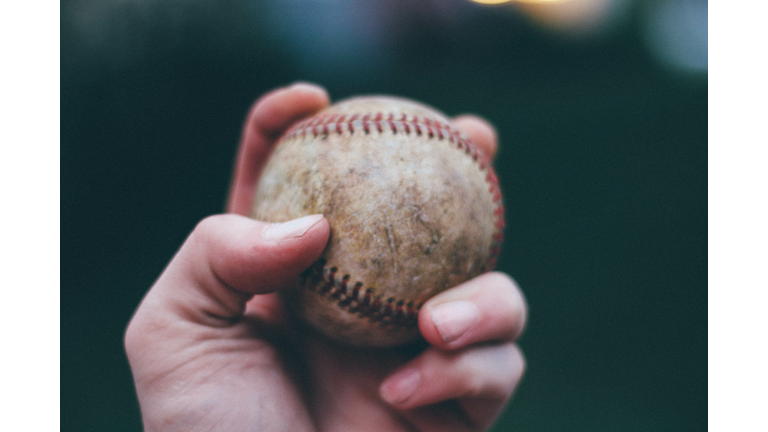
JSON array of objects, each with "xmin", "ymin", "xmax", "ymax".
[{"xmin": 289, "ymin": 113, "xmax": 505, "ymax": 329}]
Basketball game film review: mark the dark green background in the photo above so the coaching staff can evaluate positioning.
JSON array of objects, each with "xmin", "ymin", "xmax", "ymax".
[{"xmin": 61, "ymin": 1, "xmax": 706, "ymax": 430}]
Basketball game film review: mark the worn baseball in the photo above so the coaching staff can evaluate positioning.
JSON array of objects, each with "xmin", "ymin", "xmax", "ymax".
[{"xmin": 251, "ymin": 96, "xmax": 504, "ymax": 347}]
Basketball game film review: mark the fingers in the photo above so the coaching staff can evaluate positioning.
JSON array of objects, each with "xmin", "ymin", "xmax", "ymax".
[
  {"xmin": 377, "ymin": 272, "xmax": 527, "ymax": 428},
  {"xmin": 227, "ymin": 83, "xmax": 330, "ymax": 215},
  {"xmin": 452, "ymin": 115, "xmax": 498, "ymax": 161},
  {"xmin": 134, "ymin": 214, "xmax": 330, "ymax": 328},
  {"xmin": 418, "ymin": 272, "xmax": 528, "ymax": 350},
  {"xmin": 380, "ymin": 343, "xmax": 525, "ymax": 430}
]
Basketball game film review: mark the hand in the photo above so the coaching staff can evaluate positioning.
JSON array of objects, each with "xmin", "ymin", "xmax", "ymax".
[{"xmin": 125, "ymin": 83, "xmax": 528, "ymax": 432}]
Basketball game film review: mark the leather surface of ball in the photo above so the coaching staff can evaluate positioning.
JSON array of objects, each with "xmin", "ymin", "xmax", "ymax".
[{"xmin": 251, "ymin": 96, "xmax": 504, "ymax": 347}]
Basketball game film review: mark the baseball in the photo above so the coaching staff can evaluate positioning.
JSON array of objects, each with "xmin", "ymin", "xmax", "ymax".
[{"xmin": 251, "ymin": 96, "xmax": 504, "ymax": 347}]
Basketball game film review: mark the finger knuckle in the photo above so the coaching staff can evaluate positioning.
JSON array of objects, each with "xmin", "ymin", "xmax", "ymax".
[
  {"xmin": 511, "ymin": 345, "xmax": 526, "ymax": 383},
  {"xmin": 456, "ymin": 352, "xmax": 505, "ymax": 400},
  {"xmin": 491, "ymin": 345, "xmax": 525, "ymax": 397},
  {"xmin": 192, "ymin": 215, "xmax": 225, "ymax": 240},
  {"xmin": 123, "ymin": 316, "xmax": 145, "ymax": 356},
  {"xmin": 482, "ymin": 273, "xmax": 528, "ymax": 339}
]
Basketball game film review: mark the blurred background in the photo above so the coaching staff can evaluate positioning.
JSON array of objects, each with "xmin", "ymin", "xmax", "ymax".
[{"xmin": 61, "ymin": 0, "xmax": 707, "ymax": 430}]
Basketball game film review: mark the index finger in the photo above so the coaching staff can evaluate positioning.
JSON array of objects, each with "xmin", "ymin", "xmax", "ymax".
[{"xmin": 227, "ymin": 83, "xmax": 330, "ymax": 215}]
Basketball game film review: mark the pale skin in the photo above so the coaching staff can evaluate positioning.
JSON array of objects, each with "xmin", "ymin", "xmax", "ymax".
[{"xmin": 125, "ymin": 83, "xmax": 528, "ymax": 432}]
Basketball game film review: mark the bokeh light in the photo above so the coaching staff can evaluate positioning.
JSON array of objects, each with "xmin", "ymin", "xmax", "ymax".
[
  {"xmin": 469, "ymin": 0, "xmax": 564, "ymax": 4},
  {"xmin": 643, "ymin": 0, "xmax": 708, "ymax": 74},
  {"xmin": 469, "ymin": 0, "xmax": 516, "ymax": 5},
  {"xmin": 514, "ymin": 0, "xmax": 632, "ymax": 38}
]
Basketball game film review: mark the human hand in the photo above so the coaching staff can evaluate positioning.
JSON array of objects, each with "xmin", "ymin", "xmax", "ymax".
[{"xmin": 125, "ymin": 83, "xmax": 527, "ymax": 432}]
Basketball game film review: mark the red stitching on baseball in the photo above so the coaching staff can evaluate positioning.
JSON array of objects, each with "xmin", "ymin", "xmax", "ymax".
[{"xmin": 289, "ymin": 112, "xmax": 505, "ymax": 329}]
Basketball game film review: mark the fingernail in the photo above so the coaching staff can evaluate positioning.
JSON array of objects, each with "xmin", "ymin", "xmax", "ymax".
[
  {"xmin": 430, "ymin": 300, "xmax": 479, "ymax": 343},
  {"xmin": 380, "ymin": 368, "xmax": 420, "ymax": 405},
  {"xmin": 262, "ymin": 214, "xmax": 323, "ymax": 241}
]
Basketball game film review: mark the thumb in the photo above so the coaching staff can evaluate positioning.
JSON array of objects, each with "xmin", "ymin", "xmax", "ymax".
[{"xmin": 142, "ymin": 213, "xmax": 330, "ymax": 326}]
